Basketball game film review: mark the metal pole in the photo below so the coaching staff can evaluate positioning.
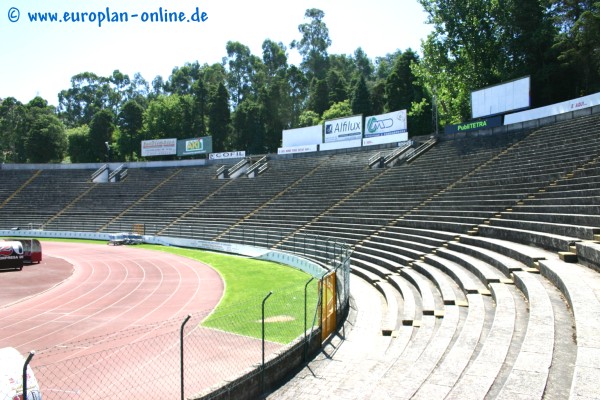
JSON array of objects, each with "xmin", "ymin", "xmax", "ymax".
[
  {"xmin": 304, "ymin": 277, "xmax": 315, "ymax": 361},
  {"xmin": 261, "ymin": 291, "xmax": 273, "ymax": 392},
  {"xmin": 262, "ymin": 291, "xmax": 273, "ymax": 370},
  {"xmin": 180, "ymin": 314, "xmax": 192, "ymax": 400},
  {"xmin": 23, "ymin": 351, "xmax": 35, "ymax": 400}
]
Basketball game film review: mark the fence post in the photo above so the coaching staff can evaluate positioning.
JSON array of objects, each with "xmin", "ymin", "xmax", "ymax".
[
  {"xmin": 180, "ymin": 314, "xmax": 192, "ymax": 400},
  {"xmin": 261, "ymin": 291, "xmax": 273, "ymax": 391},
  {"xmin": 22, "ymin": 351, "xmax": 35, "ymax": 400},
  {"xmin": 304, "ymin": 277, "xmax": 315, "ymax": 361}
]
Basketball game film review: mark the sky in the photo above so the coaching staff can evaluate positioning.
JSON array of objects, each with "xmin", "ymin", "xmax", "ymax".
[{"xmin": 0, "ymin": 0, "xmax": 432, "ymax": 106}]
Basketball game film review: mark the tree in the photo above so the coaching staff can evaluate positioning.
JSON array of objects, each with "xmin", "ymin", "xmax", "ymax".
[
  {"xmin": 142, "ymin": 95, "xmax": 193, "ymax": 142},
  {"xmin": 322, "ymin": 100, "xmax": 352, "ymax": 121},
  {"xmin": 287, "ymin": 65, "xmax": 309, "ymax": 127},
  {"xmin": 208, "ymin": 82, "xmax": 231, "ymax": 152},
  {"xmin": 327, "ymin": 70, "xmax": 348, "ymax": 106},
  {"xmin": 351, "ymin": 75, "xmax": 371, "ymax": 117},
  {"xmin": 117, "ymin": 100, "xmax": 144, "ymax": 160},
  {"xmin": 165, "ymin": 62, "xmax": 201, "ymax": 95},
  {"xmin": 0, "ymin": 97, "xmax": 27, "ymax": 163},
  {"xmin": 308, "ymin": 78, "xmax": 329, "ymax": 116},
  {"xmin": 191, "ymin": 80, "xmax": 208, "ymax": 136},
  {"xmin": 414, "ymin": 0, "xmax": 507, "ymax": 123},
  {"xmin": 67, "ymin": 125, "xmax": 94, "ymax": 163},
  {"xmin": 386, "ymin": 50, "xmax": 419, "ymax": 112},
  {"xmin": 552, "ymin": 0, "xmax": 600, "ymax": 97},
  {"xmin": 298, "ymin": 110, "xmax": 320, "ymax": 127},
  {"xmin": 353, "ymin": 47, "xmax": 374, "ymax": 80},
  {"xmin": 225, "ymin": 41, "xmax": 261, "ymax": 106},
  {"xmin": 25, "ymin": 113, "xmax": 67, "ymax": 163},
  {"xmin": 58, "ymin": 72, "xmax": 122, "ymax": 127},
  {"xmin": 89, "ymin": 109, "xmax": 116, "ymax": 162},
  {"xmin": 233, "ymin": 99, "xmax": 266, "ymax": 154},
  {"xmin": 291, "ymin": 8, "xmax": 331, "ymax": 80}
]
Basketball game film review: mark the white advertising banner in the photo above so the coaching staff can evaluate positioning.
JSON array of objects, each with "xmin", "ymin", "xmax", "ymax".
[
  {"xmin": 364, "ymin": 110, "xmax": 408, "ymax": 138},
  {"xmin": 324, "ymin": 115, "xmax": 363, "ymax": 143},
  {"xmin": 505, "ymin": 92, "xmax": 600, "ymax": 125},
  {"xmin": 282, "ymin": 125, "xmax": 323, "ymax": 147},
  {"xmin": 209, "ymin": 151, "xmax": 246, "ymax": 160},
  {"xmin": 277, "ymin": 144, "xmax": 318, "ymax": 155},
  {"xmin": 471, "ymin": 76, "xmax": 531, "ymax": 119},
  {"xmin": 362, "ymin": 133, "xmax": 408, "ymax": 147},
  {"xmin": 141, "ymin": 138, "xmax": 177, "ymax": 157},
  {"xmin": 320, "ymin": 139, "xmax": 362, "ymax": 151}
]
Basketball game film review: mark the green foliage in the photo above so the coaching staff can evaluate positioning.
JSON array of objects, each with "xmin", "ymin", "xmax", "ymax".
[
  {"xmin": 291, "ymin": 8, "xmax": 331, "ymax": 80},
  {"xmin": 6, "ymin": 5, "xmax": 599, "ymax": 163},
  {"xmin": 308, "ymin": 78, "xmax": 329, "ymax": 116},
  {"xmin": 351, "ymin": 76, "xmax": 371, "ymax": 117},
  {"xmin": 117, "ymin": 100, "xmax": 144, "ymax": 160},
  {"xmin": 88, "ymin": 109, "xmax": 116, "ymax": 162},
  {"xmin": 298, "ymin": 110, "xmax": 321, "ymax": 127},
  {"xmin": 0, "ymin": 97, "xmax": 27, "ymax": 163},
  {"xmin": 208, "ymin": 82, "xmax": 231, "ymax": 152},
  {"xmin": 67, "ymin": 125, "xmax": 94, "ymax": 163},
  {"xmin": 25, "ymin": 113, "xmax": 67, "ymax": 163},
  {"xmin": 233, "ymin": 99, "xmax": 266, "ymax": 154},
  {"xmin": 142, "ymin": 94, "xmax": 193, "ymax": 141},
  {"xmin": 322, "ymin": 99, "xmax": 352, "ymax": 121}
]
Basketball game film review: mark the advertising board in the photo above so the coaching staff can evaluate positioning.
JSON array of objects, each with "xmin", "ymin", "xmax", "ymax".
[
  {"xmin": 323, "ymin": 115, "xmax": 363, "ymax": 143},
  {"xmin": 504, "ymin": 92, "xmax": 600, "ymax": 125},
  {"xmin": 141, "ymin": 138, "xmax": 177, "ymax": 157},
  {"xmin": 177, "ymin": 136, "xmax": 213, "ymax": 156},
  {"xmin": 282, "ymin": 125, "xmax": 323, "ymax": 147},
  {"xmin": 364, "ymin": 110, "xmax": 407, "ymax": 138},
  {"xmin": 445, "ymin": 115, "xmax": 503, "ymax": 134},
  {"xmin": 471, "ymin": 76, "xmax": 530, "ymax": 119},
  {"xmin": 209, "ymin": 151, "xmax": 246, "ymax": 160},
  {"xmin": 277, "ymin": 144, "xmax": 318, "ymax": 155}
]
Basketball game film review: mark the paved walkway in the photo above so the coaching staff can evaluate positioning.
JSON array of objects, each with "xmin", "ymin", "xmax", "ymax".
[{"xmin": 267, "ymin": 275, "xmax": 395, "ymax": 399}]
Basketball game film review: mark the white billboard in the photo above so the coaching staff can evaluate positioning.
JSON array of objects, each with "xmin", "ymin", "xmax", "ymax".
[
  {"xmin": 505, "ymin": 91, "xmax": 600, "ymax": 125},
  {"xmin": 324, "ymin": 115, "xmax": 363, "ymax": 143},
  {"xmin": 282, "ymin": 125, "xmax": 323, "ymax": 147},
  {"xmin": 364, "ymin": 110, "xmax": 408, "ymax": 138},
  {"xmin": 141, "ymin": 138, "xmax": 177, "ymax": 157},
  {"xmin": 471, "ymin": 76, "xmax": 530, "ymax": 119}
]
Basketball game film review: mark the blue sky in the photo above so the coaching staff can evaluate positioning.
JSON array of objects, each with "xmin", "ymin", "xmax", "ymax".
[{"xmin": 0, "ymin": 0, "xmax": 432, "ymax": 105}]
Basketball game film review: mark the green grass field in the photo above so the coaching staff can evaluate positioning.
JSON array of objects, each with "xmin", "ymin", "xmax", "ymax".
[
  {"xmin": 33, "ymin": 239, "xmax": 321, "ymax": 344},
  {"xmin": 139, "ymin": 245, "xmax": 321, "ymax": 344}
]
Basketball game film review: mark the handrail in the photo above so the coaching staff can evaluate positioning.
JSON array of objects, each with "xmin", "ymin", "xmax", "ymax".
[
  {"xmin": 406, "ymin": 137, "xmax": 438, "ymax": 163},
  {"xmin": 91, "ymin": 164, "xmax": 108, "ymax": 181},
  {"xmin": 384, "ymin": 141, "xmax": 414, "ymax": 166},
  {"xmin": 246, "ymin": 155, "xmax": 267, "ymax": 175},
  {"xmin": 368, "ymin": 152, "xmax": 382, "ymax": 165},
  {"xmin": 228, "ymin": 158, "xmax": 250, "ymax": 175},
  {"xmin": 108, "ymin": 164, "xmax": 127, "ymax": 182}
]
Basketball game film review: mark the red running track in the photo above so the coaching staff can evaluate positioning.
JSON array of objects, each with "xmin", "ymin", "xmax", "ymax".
[{"xmin": 0, "ymin": 242, "xmax": 244, "ymax": 399}]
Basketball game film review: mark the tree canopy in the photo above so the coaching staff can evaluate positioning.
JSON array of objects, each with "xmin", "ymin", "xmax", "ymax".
[{"xmin": 2, "ymin": 3, "xmax": 599, "ymax": 163}]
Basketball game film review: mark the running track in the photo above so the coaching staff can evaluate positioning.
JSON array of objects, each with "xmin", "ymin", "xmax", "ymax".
[{"xmin": 0, "ymin": 242, "xmax": 273, "ymax": 399}]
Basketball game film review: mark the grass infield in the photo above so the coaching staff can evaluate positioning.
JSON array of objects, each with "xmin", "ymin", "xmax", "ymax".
[{"xmin": 139, "ymin": 245, "xmax": 321, "ymax": 344}]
